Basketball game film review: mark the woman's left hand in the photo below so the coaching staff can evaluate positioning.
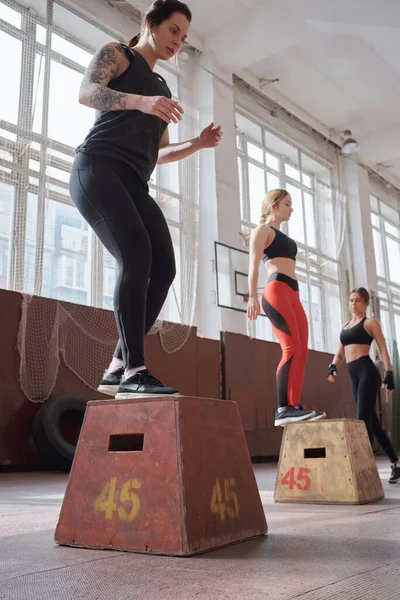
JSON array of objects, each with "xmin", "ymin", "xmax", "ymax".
[
  {"xmin": 382, "ymin": 370, "xmax": 395, "ymax": 395},
  {"xmin": 383, "ymin": 383, "xmax": 394, "ymax": 396},
  {"xmin": 199, "ymin": 123, "xmax": 223, "ymax": 148}
]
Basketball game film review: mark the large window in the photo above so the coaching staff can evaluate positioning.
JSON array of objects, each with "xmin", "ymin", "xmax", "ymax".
[
  {"xmin": 149, "ymin": 68, "xmax": 183, "ymax": 325},
  {"xmin": 371, "ymin": 195, "xmax": 400, "ymax": 345},
  {"xmin": 236, "ymin": 110, "xmax": 342, "ymax": 352},
  {"xmin": 0, "ymin": 0, "xmax": 186, "ymax": 321}
]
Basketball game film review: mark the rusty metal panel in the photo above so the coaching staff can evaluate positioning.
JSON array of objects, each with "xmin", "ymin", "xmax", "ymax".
[
  {"xmin": 145, "ymin": 328, "xmax": 198, "ymax": 396},
  {"xmin": 303, "ymin": 350, "xmax": 355, "ymax": 419},
  {"xmin": 0, "ymin": 287, "xmax": 204, "ymax": 467},
  {"xmin": 223, "ymin": 331, "xmax": 355, "ymax": 458},
  {"xmin": 250, "ymin": 337, "xmax": 281, "ymax": 430},
  {"xmin": 222, "ymin": 332, "xmax": 281, "ymax": 456},
  {"xmin": 196, "ymin": 337, "xmax": 221, "ymax": 399},
  {"xmin": 245, "ymin": 429, "xmax": 283, "ymax": 458},
  {"xmin": 222, "ymin": 333, "xmax": 258, "ymax": 431}
]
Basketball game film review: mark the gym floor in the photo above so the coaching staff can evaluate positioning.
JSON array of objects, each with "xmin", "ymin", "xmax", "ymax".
[{"xmin": 1, "ymin": 458, "xmax": 399, "ymax": 600}]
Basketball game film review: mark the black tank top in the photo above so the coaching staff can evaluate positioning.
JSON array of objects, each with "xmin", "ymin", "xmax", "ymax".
[
  {"xmin": 340, "ymin": 317, "xmax": 373, "ymax": 346},
  {"xmin": 76, "ymin": 45, "xmax": 171, "ymax": 183},
  {"xmin": 262, "ymin": 226, "xmax": 297, "ymax": 263}
]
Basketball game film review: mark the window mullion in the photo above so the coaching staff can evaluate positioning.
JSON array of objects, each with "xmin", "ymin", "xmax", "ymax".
[
  {"xmin": 33, "ymin": 0, "xmax": 53, "ymax": 296},
  {"xmin": 90, "ymin": 235, "xmax": 103, "ymax": 307},
  {"xmin": 9, "ymin": 10, "xmax": 37, "ymax": 291},
  {"xmin": 178, "ymin": 120, "xmax": 184, "ymax": 316},
  {"xmin": 278, "ymin": 155, "xmax": 286, "ymax": 233},
  {"xmin": 243, "ymin": 147, "xmax": 250, "ymax": 224},
  {"xmin": 378, "ymin": 203, "xmax": 396, "ymax": 336},
  {"xmin": 298, "ymin": 150, "xmax": 314, "ymax": 349},
  {"xmin": 263, "ymin": 149, "xmax": 268, "ymax": 199}
]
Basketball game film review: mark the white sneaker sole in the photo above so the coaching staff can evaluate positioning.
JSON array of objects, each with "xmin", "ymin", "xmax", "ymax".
[
  {"xmin": 274, "ymin": 411, "xmax": 316, "ymax": 427},
  {"xmin": 97, "ymin": 384, "xmax": 119, "ymax": 396},
  {"xmin": 115, "ymin": 392, "xmax": 180, "ymax": 399},
  {"xmin": 308, "ymin": 412, "xmax": 327, "ymax": 421}
]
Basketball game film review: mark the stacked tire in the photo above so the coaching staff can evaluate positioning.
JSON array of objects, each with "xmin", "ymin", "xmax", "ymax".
[{"xmin": 31, "ymin": 393, "xmax": 89, "ymax": 472}]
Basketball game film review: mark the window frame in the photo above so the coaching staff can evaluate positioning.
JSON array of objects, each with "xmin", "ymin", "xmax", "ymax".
[
  {"xmin": 0, "ymin": 0, "xmax": 186, "ymax": 317},
  {"xmin": 370, "ymin": 194, "xmax": 400, "ymax": 344}
]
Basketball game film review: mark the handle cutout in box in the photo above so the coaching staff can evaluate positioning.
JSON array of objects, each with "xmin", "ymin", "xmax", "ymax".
[
  {"xmin": 109, "ymin": 434, "xmax": 144, "ymax": 452},
  {"xmin": 304, "ymin": 447, "xmax": 326, "ymax": 459}
]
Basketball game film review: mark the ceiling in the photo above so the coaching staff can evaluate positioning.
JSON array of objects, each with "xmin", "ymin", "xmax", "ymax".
[{"xmin": 129, "ymin": 0, "xmax": 400, "ymax": 187}]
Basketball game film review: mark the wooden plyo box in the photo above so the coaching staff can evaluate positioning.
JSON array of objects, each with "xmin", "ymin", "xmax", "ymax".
[
  {"xmin": 55, "ymin": 396, "xmax": 267, "ymax": 556},
  {"xmin": 274, "ymin": 419, "xmax": 384, "ymax": 504}
]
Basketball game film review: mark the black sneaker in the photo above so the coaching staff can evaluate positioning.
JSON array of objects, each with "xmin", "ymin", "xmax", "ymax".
[
  {"xmin": 274, "ymin": 406, "xmax": 316, "ymax": 427},
  {"xmin": 298, "ymin": 405, "xmax": 327, "ymax": 421},
  {"xmin": 389, "ymin": 464, "xmax": 400, "ymax": 484},
  {"xmin": 98, "ymin": 367, "xmax": 124, "ymax": 396},
  {"xmin": 115, "ymin": 369, "xmax": 179, "ymax": 399}
]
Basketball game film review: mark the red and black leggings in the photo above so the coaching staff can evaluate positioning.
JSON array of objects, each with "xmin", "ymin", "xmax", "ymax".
[{"xmin": 262, "ymin": 273, "xmax": 308, "ymax": 408}]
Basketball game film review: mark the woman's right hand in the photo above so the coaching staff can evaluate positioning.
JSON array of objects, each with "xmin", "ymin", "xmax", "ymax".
[
  {"xmin": 136, "ymin": 96, "xmax": 183, "ymax": 123},
  {"xmin": 327, "ymin": 363, "xmax": 337, "ymax": 383},
  {"xmin": 247, "ymin": 296, "xmax": 260, "ymax": 320}
]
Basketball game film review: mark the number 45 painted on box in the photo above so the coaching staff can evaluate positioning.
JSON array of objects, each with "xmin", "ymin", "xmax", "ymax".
[
  {"xmin": 210, "ymin": 478, "xmax": 239, "ymax": 521},
  {"xmin": 281, "ymin": 467, "xmax": 311, "ymax": 490}
]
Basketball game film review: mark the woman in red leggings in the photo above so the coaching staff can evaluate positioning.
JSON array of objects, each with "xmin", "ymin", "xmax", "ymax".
[{"xmin": 247, "ymin": 189, "xmax": 325, "ymax": 426}]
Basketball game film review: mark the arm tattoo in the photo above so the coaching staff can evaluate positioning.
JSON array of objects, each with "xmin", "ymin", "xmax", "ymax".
[
  {"xmin": 84, "ymin": 44, "xmax": 121, "ymax": 84},
  {"xmin": 84, "ymin": 44, "xmax": 128, "ymax": 110},
  {"xmin": 89, "ymin": 87, "xmax": 128, "ymax": 111}
]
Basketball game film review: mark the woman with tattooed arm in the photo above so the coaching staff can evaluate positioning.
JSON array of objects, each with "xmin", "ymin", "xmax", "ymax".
[{"xmin": 70, "ymin": 0, "xmax": 222, "ymax": 398}]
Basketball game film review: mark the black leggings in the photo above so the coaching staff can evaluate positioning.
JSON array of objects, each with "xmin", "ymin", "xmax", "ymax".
[
  {"xmin": 347, "ymin": 356, "xmax": 398, "ymax": 463},
  {"xmin": 69, "ymin": 152, "xmax": 176, "ymax": 368}
]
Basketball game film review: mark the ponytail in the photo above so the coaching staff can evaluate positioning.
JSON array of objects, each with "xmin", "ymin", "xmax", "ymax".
[{"xmin": 127, "ymin": 33, "xmax": 140, "ymax": 47}]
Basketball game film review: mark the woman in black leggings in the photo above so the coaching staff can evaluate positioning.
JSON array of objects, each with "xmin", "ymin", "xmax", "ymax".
[
  {"xmin": 327, "ymin": 287, "xmax": 400, "ymax": 484},
  {"xmin": 69, "ymin": 0, "xmax": 222, "ymax": 398}
]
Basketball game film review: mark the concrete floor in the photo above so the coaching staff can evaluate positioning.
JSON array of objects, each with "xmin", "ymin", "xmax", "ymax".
[{"xmin": 0, "ymin": 459, "xmax": 399, "ymax": 600}]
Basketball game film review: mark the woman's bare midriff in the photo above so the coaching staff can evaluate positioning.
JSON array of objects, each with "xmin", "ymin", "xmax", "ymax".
[
  {"xmin": 345, "ymin": 344, "xmax": 371, "ymax": 364},
  {"xmin": 265, "ymin": 257, "xmax": 297, "ymax": 279}
]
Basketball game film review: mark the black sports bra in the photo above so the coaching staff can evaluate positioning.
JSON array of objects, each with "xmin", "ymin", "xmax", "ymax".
[
  {"xmin": 340, "ymin": 317, "xmax": 374, "ymax": 346},
  {"xmin": 262, "ymin": 226, "xmax": 297, "ymax": 263}
]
